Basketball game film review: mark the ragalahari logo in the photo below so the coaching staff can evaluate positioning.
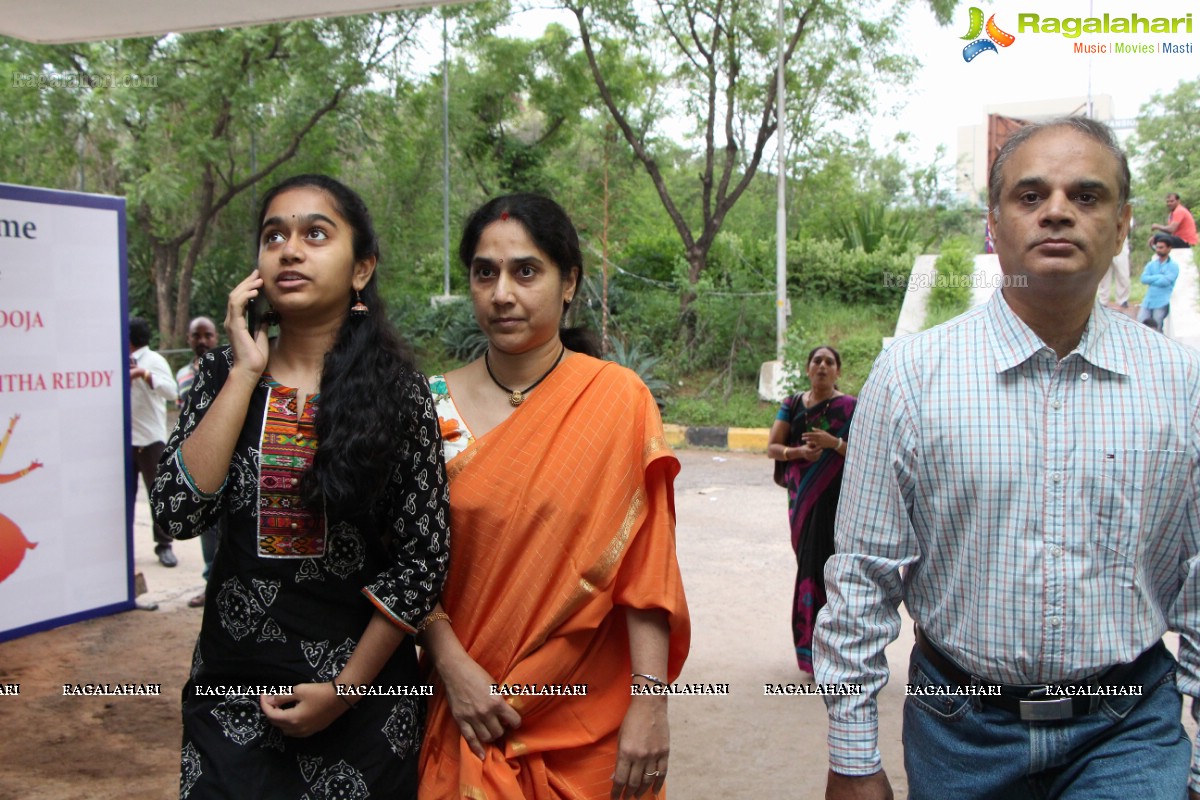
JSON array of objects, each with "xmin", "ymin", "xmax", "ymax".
[{"xmin": 961, "ymin": 7, "xmax": 1017, "ymax": 61}]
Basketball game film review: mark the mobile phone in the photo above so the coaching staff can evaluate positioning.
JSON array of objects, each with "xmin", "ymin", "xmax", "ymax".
[{"xmin": 246, "ymin": 294, "xmax": 262, "ymax": 334}]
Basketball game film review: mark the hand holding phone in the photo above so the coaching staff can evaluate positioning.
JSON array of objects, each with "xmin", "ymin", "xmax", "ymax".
[
  {"xmin": 226, "ymin": 269, "xmax": 269, "ymax": 378},
  {"xmin": 246, "ymin": 295, "xmax": 263, "ymax": 337}
]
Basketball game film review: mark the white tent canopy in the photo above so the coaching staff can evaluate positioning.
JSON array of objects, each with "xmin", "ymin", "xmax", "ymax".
[{"xmin": 0, "ymin": 0, "xmax": 458, "ymax": 44}]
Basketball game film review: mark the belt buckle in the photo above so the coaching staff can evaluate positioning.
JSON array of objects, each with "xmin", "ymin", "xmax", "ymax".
[{"xmin": 1018, "ymin": 697, "xmax": 1075, "ymax": 721}]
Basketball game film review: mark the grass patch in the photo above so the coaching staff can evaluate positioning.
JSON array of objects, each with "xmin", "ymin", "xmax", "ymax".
[{"xmin": 661, "ymin": 376, "xmax": 777, "ymax": 428}]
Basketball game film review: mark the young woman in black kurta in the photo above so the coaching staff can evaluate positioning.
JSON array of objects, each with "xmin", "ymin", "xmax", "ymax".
[{"xmin": 153, "ymin": 175, "xmax": 448, "ymax": 799}]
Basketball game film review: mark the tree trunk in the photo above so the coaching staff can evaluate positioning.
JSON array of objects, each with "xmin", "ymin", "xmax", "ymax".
[
  {"xmin": 151, "ymin": 241, "xmax": 179, "ymax": 346},
  {"xmin": 172, "ymin": 168, "xmax": 220, "ymax": 344},
  {"xmin": 679, "ymin": 245, "xmax": 707, "ymax": 351}
]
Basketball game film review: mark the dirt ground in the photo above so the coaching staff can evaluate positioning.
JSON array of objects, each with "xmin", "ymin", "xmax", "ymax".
[{"xmin": 0, "ymin": 607, "xmax": 197, "ymax": 800}]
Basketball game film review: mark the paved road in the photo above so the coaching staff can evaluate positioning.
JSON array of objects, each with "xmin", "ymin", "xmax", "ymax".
[
  {"xmin": 666, "ymin": 448, "xmax": 1194, "ymax": 799},
  {"xmin": 667, "ymin": 448, "xmax": 912, "ymax": 799}
]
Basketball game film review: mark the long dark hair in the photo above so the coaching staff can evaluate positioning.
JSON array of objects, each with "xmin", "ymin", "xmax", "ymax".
[
  {"xmin": 256, "ymin": 174, "xmax": 417, "ymax": 517},
  {"xmin": 458, "ymin": 193, "xmax": 600, "ymax": 357}
]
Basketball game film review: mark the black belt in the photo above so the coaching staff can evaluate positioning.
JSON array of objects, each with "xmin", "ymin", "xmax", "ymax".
[{"xmin": 914, "ymin": 628, "xmax": 1148, "ymax": 722}]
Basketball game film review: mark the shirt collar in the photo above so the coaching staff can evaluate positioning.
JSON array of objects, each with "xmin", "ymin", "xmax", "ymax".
[{"xmin": 985, "ymin": 290, "xmax": 1130, "ymax": 376}]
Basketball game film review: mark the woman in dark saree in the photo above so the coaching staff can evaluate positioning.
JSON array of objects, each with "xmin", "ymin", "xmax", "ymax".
[{"xmin": 768, "ymin": 346, "xmax": 856, "ymax": 675}]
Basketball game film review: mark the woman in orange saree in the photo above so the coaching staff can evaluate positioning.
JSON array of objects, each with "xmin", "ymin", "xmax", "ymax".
[{"xmin": 418, "ymin": 194, "xmax": 690, "ymax": 800}]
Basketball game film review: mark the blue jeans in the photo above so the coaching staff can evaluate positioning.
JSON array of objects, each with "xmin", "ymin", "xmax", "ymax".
[
  {"xmin": 1138, "ymin": 303, "xmax": 1170, "ymax": 331},
  {"xmin": 903, "ymin": 641, "xmax": 1190, "ymax": 800}
]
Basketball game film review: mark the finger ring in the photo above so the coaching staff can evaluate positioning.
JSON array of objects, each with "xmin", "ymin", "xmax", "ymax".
[{"xmin": 644, "ymin": 770, "xmax": 661, "ymax": 777}]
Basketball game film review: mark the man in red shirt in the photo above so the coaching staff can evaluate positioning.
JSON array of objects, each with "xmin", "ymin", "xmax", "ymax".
[{"xmin": 1150, "ymin": 192, "xmax": 1197, "ymax": 248}]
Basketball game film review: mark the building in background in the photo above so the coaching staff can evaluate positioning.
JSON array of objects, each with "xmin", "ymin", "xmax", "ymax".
[{"xmin": 955, "ymin": 95, "xmax": 1132, "ymax": 201}]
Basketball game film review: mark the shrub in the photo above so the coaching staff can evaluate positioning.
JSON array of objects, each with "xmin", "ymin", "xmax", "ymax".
[
  {"xmin": 661, "ymin": 379, "xmax": 776, "ymax": 428},
  {"xmin": 788, "ymin": 237, "xmax": 918, "ymax": 309},
  {"xmin": 928, "ymin": 236, "xmax": 975, "ymax": 314}
]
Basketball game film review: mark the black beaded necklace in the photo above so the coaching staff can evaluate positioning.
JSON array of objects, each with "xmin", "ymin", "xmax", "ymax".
[{"xmin": 485, "ymin": 344, "xmax": 566, "ymax": 406}]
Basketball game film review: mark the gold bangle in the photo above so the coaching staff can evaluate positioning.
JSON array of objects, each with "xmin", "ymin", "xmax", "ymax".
[{"xmin": 417, "ymin": 611, "xmax": 451, "ymax": 633}]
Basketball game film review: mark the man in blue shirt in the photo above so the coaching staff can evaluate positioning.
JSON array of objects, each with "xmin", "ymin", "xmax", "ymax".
[{"xmin": 1138, "ymin": 239, "xmax": 1179, "ymax": 332}]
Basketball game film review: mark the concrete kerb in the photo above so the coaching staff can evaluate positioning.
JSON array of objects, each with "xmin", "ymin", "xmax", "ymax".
[{"xmin": 663, "ymin": 423, "xmax": 770, "ymax": 453}]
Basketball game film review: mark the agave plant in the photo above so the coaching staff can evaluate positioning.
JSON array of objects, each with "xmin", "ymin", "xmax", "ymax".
[
  {"xmin": 606, "ymin": 338, "xmax": 669, "ymax": 405},
  {"xmin": 834, "ymin": 201, "xmax": 935, "ymax": 254},
  {"xmin": 439, "ymin": 302, "xmax": 490, "ymax": 361}
]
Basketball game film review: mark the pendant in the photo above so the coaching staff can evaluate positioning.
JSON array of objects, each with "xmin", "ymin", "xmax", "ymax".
[{"xmin": 509, "ymin": 391, "xmax": 525, "ymax": 407}]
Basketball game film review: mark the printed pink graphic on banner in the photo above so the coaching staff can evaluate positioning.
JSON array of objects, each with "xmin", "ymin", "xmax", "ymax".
[{"xmin": 0, "ymin": 415, "xmax": 41, "ymax": 583}]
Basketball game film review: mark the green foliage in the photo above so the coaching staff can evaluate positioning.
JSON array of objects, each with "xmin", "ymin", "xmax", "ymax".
[
  {"xmin": 689, "ymin": 292, "xmax": 776, "ymax": 384},
  {"xmin": 2, "ymin": 5, "xmax": 981, "ymax": 430},
  {"xmin": 834, "ymin": 201, "xmax": 935, "ymax": 254},
  {"xmin": 383, "ymin": 296, "xmax": 484, "ymax": 372},
  {"xmin": 1, "ymin": 16, "xmax": 430, "ymax": 343},
  {"xmin": 563, "ymin": 0, "xmax": 925, "ymax": 319},
  {"xmin": 788, "ymin": 238, "xmax": 917, "ymax": 308},
  {"xmin": 1130, "ymin": 76, "xmax": 1200, "ymax": 215},
  {"xmin": 662, "ymin": 383, "xmax": 776, "ymax": 428},
  {"xmin": 603, "ymin": 281, "xmax": 679, "ymax": 349},
  {"xmin": 448, "ymin": 24, "xmax": 598, "ymax": 196},
  {"xmin": 922, "ymin": 303, "xmax": 963, "ymax": 331},
  {"xmin": 790, "ymin": 137, "xmax": 961, "ymax": 244},
  {"xmin": 780, "ymin": 297, "xmax": 894, "ymax": 399},
  {"xmin": 927, "ymin": 236, "xmax": 975, "ymax": 315},
  {"xmin": 620, "ymin": 230, "xmax": 687, "ymax": 283},
  {"xmin": 606, "ymin": 338, "xmax": 669, "ymax": 400}
]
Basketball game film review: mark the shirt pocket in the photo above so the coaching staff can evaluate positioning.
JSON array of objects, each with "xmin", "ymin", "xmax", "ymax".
[{"xmin": 1086, "ymin": 448, "xmax": 1188, "ymax": 570}]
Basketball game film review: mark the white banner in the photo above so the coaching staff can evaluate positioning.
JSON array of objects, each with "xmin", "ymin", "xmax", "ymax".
[{"xmin": 0, "ymin": 183, "xmax": 133, "ymax": 640}]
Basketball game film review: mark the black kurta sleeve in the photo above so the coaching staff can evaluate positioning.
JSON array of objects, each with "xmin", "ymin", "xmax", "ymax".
[
  {"xmin": 152, "ymin": 347, "xmax": 235, "ymax": 540},
  {"xmin": 361, "ymin": 373, "xmax": 450, "ymax": 633}
]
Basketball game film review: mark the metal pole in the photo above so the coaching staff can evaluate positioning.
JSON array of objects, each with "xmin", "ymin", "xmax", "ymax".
[
  {"xmin": 602, "ymin": 127, "xmax": 610, "ymax": 355},
  {"xmin": 774, "ymin": 0, "xmax": 787, "ymax": 361},
  {"xmin": 442, "ymin": 13, "xmax": 451, "ymax": 296}
]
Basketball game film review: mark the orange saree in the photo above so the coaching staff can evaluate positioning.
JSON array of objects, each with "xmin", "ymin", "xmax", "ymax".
[{"xmin": 419, "ymin": 354, "xmax": 690, "ymax": 800}]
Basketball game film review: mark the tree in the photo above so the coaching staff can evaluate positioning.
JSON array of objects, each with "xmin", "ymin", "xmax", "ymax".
[
  {"xmin": 561, "ymin": 0, "xmax": 956, "ymax": 338},
  {"xmin": 1, "ymin": 16, "xmax": 423, "ymax": 344},
  {"xmin": 1130, "ymin": 76, "xmax": 1200, "ymax": 220}
]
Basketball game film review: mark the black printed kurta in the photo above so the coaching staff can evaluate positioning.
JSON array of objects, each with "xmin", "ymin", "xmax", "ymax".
[{"xmin": 153, "ymin": 346, "xmax": 449, "ymax": 799}]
